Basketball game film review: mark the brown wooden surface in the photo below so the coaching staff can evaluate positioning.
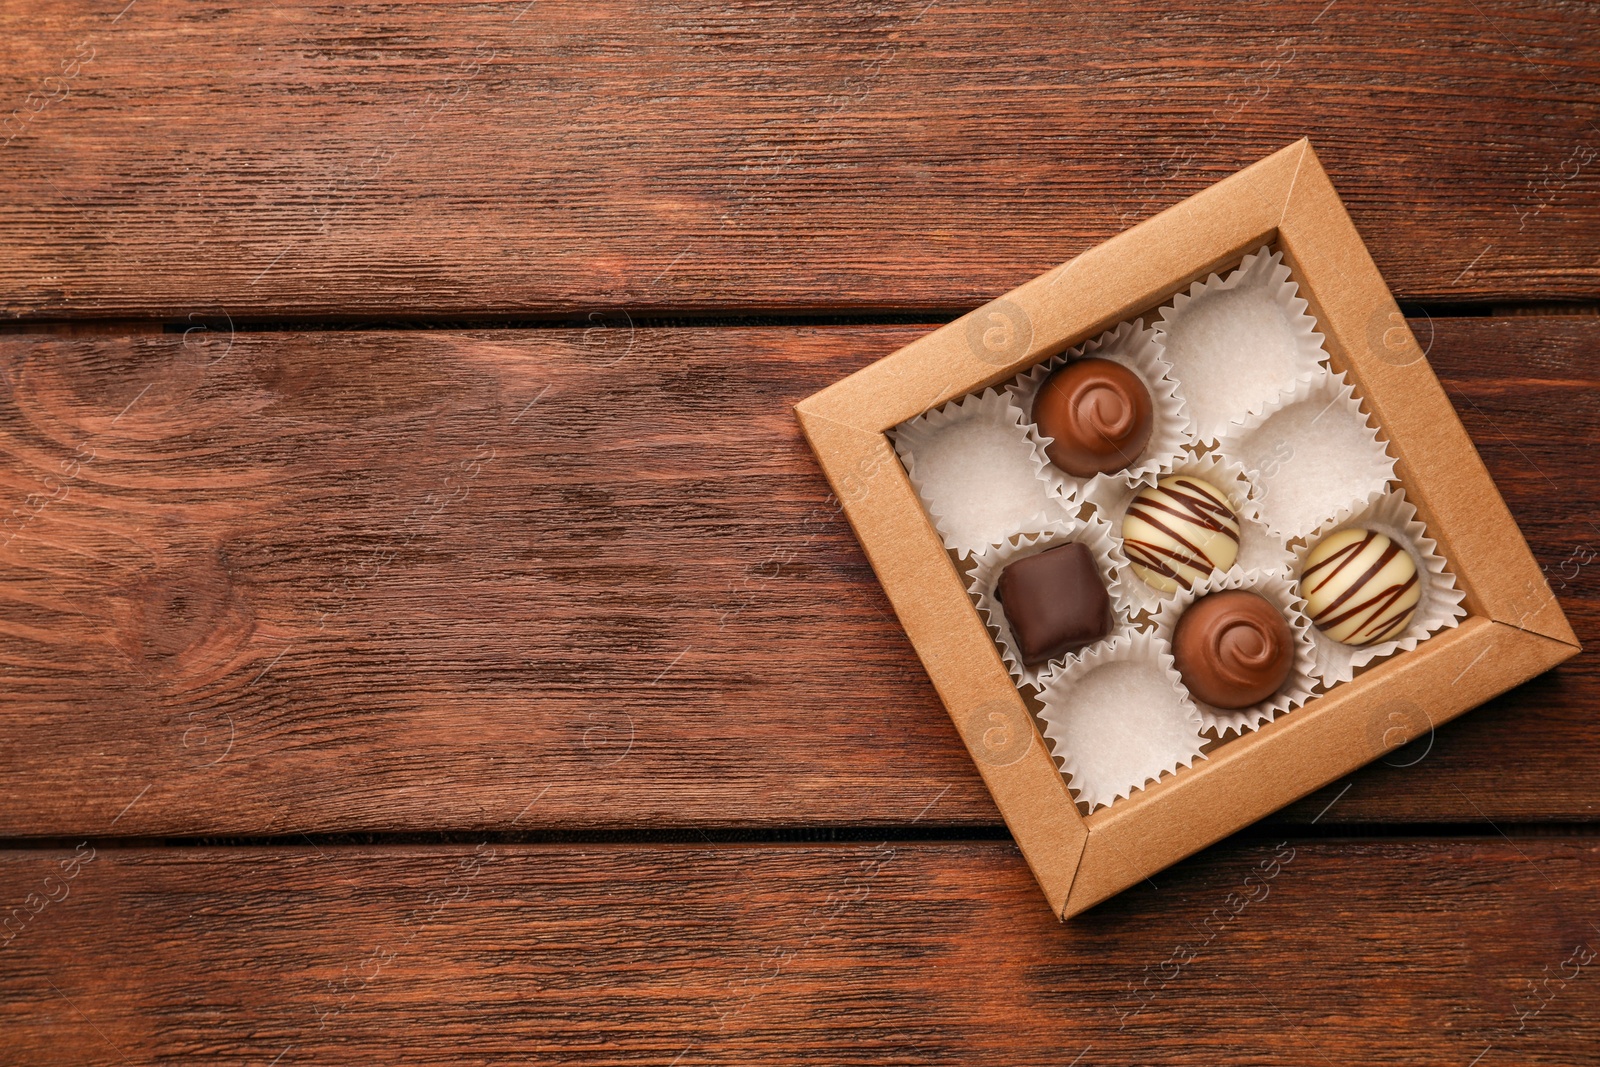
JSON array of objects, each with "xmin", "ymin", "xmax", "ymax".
[
  {"xmin": 5, "ymin": 4, "xmax": 1599, "ymax": 1059},
  {"xmin": 4, "ymin": 1, "xmax": 1600, "ymax": 319},
  {"xmin": 0, "ymin": 317, "xmax": 1593, "ymax": 835},
  {"xmin": 2, "ymin": 837, "xmax": 1597, "ymax": 1064}
]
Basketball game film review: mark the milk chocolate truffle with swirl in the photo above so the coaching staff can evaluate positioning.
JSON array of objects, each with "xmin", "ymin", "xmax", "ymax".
[
  {"xmin": 1172, "ymin": 590, "xmax": 1295, "ymax": 709},
  {"xmin": 1300, "ymin": 528, "xmax": 1420, "ymax": 645},
  {"xmin": 1122, "ymin": 475, "xmax": 1241, "ymax": 592},
  {"xmin": 1032, "ymin": 357, "xmax": 1154, "ymax": 477}
]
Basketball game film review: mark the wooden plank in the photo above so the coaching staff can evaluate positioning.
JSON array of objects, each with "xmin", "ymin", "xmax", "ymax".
[
  {"xmin": 3, "ymin": 1, "xmax": 1600, "ymax": 319},
  {"xmin": 1, "ymin": 839, "xmax": 1596, "ymax": 1063},
  {"xmin": 0, "ymin": 319, "xmax": 1593, "ymax": 835}
]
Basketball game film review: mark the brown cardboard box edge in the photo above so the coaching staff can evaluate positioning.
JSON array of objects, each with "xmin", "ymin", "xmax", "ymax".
[
  {"xmin": 1064, "ymin": 618, "xmax": 1576, "ymax": 915},
  {"xmin": 794, "ymin": 140, "xmax": 1579, "ymax": 919},
  {"xmin": 795, "ymin": 406, "xmax": 1091, "ymax": 914}
]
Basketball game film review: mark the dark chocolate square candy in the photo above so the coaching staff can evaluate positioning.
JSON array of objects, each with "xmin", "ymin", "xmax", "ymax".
[{"xmin": 995, "ymin": 541, "xmax": 1113, "ymax": 666}]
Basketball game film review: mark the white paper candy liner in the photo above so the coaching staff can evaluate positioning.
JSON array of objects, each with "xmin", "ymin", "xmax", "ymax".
[
  {"xmin": 892, "ymin": 389, "xmax": 1068, "ymax": 558},
  {"xmin": 1151, "ymin": 567, "xmax": 1320, "ymax": 739},
  {"xmin": 967, "ymin": 513, "xmax": 1132, "ymax": 688},
  {"xmin": 1085, "ymin": 448, "xmax": 1292, "ymax": 616},
  {"xmin": 1036, "ymin": 629, "xmax": 1206, "ymax": 812},
  {"xmin": 1154, "ymin": 245, "xmax": 1330, "ymax": 444},
  {"xmin": 1291, "ymin": 489, "xmax": 1467, "ymax": 685},
  {"xmin": 1005, "ymin": 319, "xmax": 1194, "ymax": 504},
  {"xmin": 1219, "ymin": 370, "xmax": 1396, "ymax": 543}
]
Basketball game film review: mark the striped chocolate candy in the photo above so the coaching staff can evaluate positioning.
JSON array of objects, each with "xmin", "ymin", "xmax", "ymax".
[
  {"xmin": 1121, "ymin": 475, "xmax": 1241, "ymax": 593},
  {"xmin": 1299, "ymin": 527, "xmax": 1420, "ymax": 646}
]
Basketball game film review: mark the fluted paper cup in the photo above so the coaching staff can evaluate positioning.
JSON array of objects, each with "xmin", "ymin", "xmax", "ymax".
[
  {"xmin": 1006, "ymin": 319, "xmax": 1193, "ymax": 505},
  {"xmin": 892, "ymin": 388, "xmax": 1069, "ymax": 557},
  {"xmin": 1085, "ymin": 448, "xmax": 1292, "ymax": 616},
  {"xmin": 1036, "ymin": 629, "xmax": 1206, "ymax": 812},
  {"xmin": 1292, "ymin": 489, "xmax": 1468, "ymax": 685},
  {"xmin": 1153, "ymin": 245, "xmax": 1330, "ymax": 444},
  {"xmin": 967, "ymin": 512, "xmax": 1133, "ymax": 688},
  {"xmin": 1218, "ymin": 370, "xmax": 1396, "ymax": 543},
  {"xmin": 1151, "ymin": 567, "xmax": 1319, "ymax": 739}
]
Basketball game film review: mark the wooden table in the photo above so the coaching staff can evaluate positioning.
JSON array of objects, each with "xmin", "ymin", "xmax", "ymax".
[{"xmin": 2, "ymin": 2, "xmax": 1597, "ymax": 1063}]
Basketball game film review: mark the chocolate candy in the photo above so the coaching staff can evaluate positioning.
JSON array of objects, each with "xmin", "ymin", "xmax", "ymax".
[
  {"xmin": 1032, "ymin": 357, "xmax": 1154, "ymax": 477},
  {"xmin": 1172, "ymin": 590, "xmax": 1294, "ymax": 709},
  {"xmin": 1122, "ymin": 475, "xmax": 1241, "ymax": 592},
  {"xmin": 996, "ymin": 542, "xmax": 1114, "ymax": 666},
  {"xmin": 1300, "ymin": 528, "xmax": 1420, "ymax": 645}
]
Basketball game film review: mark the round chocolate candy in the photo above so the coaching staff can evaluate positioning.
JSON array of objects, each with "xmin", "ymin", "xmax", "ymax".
[
  {"xmin": 1122, "ymin": 475, "xmax": 1241, "ymax": 592},
  {"xmin": 1032, "ymin": 357, "xmax": 1154, "ymax": 477},
  {"xmin": 1172, "ymin": 589, "xmax": 1295, "ymax": 709},
  {"xmin": 1299, "ymin": 528, "xmax": 1420, "ymax": 646}
]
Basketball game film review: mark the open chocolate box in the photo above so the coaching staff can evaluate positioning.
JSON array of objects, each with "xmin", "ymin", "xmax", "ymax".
[{"xmin": 794, "ymin": 140, "xmax": 1579, "ymax": 918}]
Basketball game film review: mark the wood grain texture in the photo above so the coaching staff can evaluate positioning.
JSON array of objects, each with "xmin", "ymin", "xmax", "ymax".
[
  {"xmin": 3, "ymin": 0, "xmax": 1600, "ymax": 319},
  {"xmin": 1, "ymin": 838, "xmax": 1597, "ymax": 1064},
  {"xmin": 0, "ymin": 318, "xmax": 1593, "ymax": 836}
]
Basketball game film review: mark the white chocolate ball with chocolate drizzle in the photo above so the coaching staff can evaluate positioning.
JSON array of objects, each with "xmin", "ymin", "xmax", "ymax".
[
  {"xmin": 1121, "ymin": 475, "xmax": 1241, "ymax": 593},
  {"xmin": 1299, "ymin": 528, "xmax": 1420, "ymax": 645}
]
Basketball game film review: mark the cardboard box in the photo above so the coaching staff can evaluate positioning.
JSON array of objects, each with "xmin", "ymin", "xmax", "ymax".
[{"xmin": 794, "ymin": 140, "xmax": 1580, "ymax": 918}]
